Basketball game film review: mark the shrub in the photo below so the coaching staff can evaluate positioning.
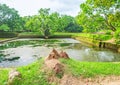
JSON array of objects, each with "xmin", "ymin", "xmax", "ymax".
[
  {"xmin": 105, "ymin": 30, "xmax": 112, "ymax": 35},
  {"xmin": 93, "ymin": 34, "xmax": 112, "ymax": 41},
  {"xmin": 0, "ymin": 32, "xmax": 18, "ymax": 38}
]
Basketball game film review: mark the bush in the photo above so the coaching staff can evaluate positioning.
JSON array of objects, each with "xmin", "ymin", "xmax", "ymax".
[
  {"xmin": 105, "ymin": 30, "xmax": 112, "ymax": 35},
  {"xmin": 18, "ymin": 32, "xmax": 44, "ymax": 38},
  {"xmin": 0, "ymin": 32, "xmax": 18, "ymax": 38},
  {"xmin": 93, "ymin": 34, "xmax": 112, "ymax": 41}
]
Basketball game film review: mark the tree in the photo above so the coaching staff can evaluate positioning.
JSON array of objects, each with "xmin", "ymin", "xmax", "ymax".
[
  {"xmin": 0, "ymin": 4, "xmax": 23, "ymax": 31},
  {"xmin": 25, "ymin": 8, "xmax": 83, "ymax": 36},
  {"xmin": 77, "ymin": 0, "xmax": 120, "ymax": 32}
]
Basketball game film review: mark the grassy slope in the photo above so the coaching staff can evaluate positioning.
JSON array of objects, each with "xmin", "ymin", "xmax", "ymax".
[
  {"xmin": 60, "ymin": 59, "xmax": 120, "ymax": 77},
  {"xmin": 0, "ymin": 59, "xmax": 49, "ymax": 85},
  {"xmin": 0, "ymin": 68, "xmax": 9, "ymax": 85},
  {"xmin": 1, "ymin": 59, "xmax": 120, "ymax": 85}
]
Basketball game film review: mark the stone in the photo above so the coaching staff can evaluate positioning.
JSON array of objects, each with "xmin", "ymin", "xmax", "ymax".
[
  {"xmin": 52, "ymin": 48, "xmax": 60, "ymax": 57},
  {"xmin": 44, "ymin": 59, "xmax": 64, "ymax": 77},
  {"xmin": 45, "ymin": 49, "xmax": 60, "ymax": 60},
  {"xmin": 53, "ymin": 63, "xmax": 64, "ymax": 74},
  {"xmin": 45, "ymin": 49, "xmax": 70, "ymax": 60},
  {"xmin": 8, "ymin": 69, "xmax": 22, "ymax": 85},
  {"xmin": 59, "ymin": 51, "xmax": 69, "ymax": 59},
  {"xmin": 44, "ymin": 59, "xmax": 60, "ymax": 69}
]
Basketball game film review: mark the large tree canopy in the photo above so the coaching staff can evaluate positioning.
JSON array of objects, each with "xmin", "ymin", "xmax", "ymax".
[
  {"xmin": 76, "ymin": 0, "xmax": 120, "ymax": 32},
  {"xmin": 25, "ymin": 8, "xmax": 82, "ymax": 36},
  {"xmin": 0, "ymin": 4, "xmax": 23, "ymax": 31}
]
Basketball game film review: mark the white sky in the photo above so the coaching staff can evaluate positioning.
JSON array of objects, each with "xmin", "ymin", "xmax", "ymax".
[{"xmin": 0, "ymin": 0, "xmax": 85, "ymax": 17}]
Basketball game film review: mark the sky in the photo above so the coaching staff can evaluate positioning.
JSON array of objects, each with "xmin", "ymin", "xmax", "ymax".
[{"xmin": 0, "ymin": 0, "xmax": 85, "ymax": 17}]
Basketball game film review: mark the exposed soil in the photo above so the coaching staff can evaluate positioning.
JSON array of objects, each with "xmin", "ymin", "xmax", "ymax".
[
  {"xmin": 60, "ymin": 75, "xmax": 120, "ymax": 85},
  {"xmin": 45, "ymin": 59, "xmax": 120, "ymax": 85},
  {"xmin": 47, "ymin": 73, "xmax": 120, "ymax": 85},
  {"xmin": 104, "ymin": 38, "xmax": 116, "ymax": 44}
]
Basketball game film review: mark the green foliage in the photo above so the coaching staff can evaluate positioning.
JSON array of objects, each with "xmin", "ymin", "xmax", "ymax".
[
  {"xmin": 93, "ymin": 34, "xmax": 112, "ymax": 41},
  {"xmin": 77, "ymin": 0, "xmax": 120, "ymax": 32},
  {"xmin": 64, "ymin": 23, "xmax": 83, "ymax": 32},
  {"xmin": 114, "ymin": 29, "xmax": 120, "ymax": 44},
  {"xmin": 0, "ymin": 32, "xmax": 17, "ymax": 38},
  {"xmin": 105, "ymin": 30, "xmax": 112, "ymax": 35},
  {"xmin": 73, "ymin": 33, "xmax": 112, "ymax": 41},
  {"xmin": 60, "ymin": 59, "xmax": 120, "ymax": 77},
  {"xmin": 0, "ymin": 24, "xmax": 9, "ymax": 31},
  {"xmin": 25, "ymin": 8, "xmax": 82, "ymax": 36},
  {"xmin": 0, "ymin": 4, "xmax": 23, "ymax": 31}
]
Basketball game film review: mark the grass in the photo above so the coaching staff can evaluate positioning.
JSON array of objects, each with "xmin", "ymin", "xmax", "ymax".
[
  {"xmin": 18, "ymin": 32, "xmax": 42, "ymax": 35},
  {"xmin": 0, "ymin": 38, "xmax": 7, "ymax": 40},
  {"xmin": 0, "ymin": 59, "xmax": 49, "ymax": 85},
  {"xmin": 0, "ymin": 68, "xmax": 9, "ymax": 85},
  {"xmin": 16, "ymin": 59, "xmax": 49, "ymax": 85},
  {"xmin": 18, "ymin": 32, "xmax": 43, "ymax": 38},
  {"xmin": 0, "ymin": 38, "xmax": 12, "ymax": 41},
  {"xmin": 18, "ymin": 32, "xmax": 113, "ymax": 41},
  {"xmin": 60, "ymin": 59, "xmax": 120, "ymax": 78},
  {"xmin": 53, "ymin": 32, "xmax": 112, "ymax": 41},
  {"xmin": 1, "ymin": 58, "xmax": 120, "ymax": 84},
  {"xmin": 73, "ymin": 33, "xmax": 112, "ymax": 41}
]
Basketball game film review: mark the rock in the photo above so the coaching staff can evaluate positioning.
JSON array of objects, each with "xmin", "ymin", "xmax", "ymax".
[
  {"xmin": 59, "ymin": 51, "xmax": 69, "ymax": 59},
  {"xmin": 53, "ymin": 63, "xmax": 64, "ymax": 75},
  {"xmin": 8, "ymin": 69, "xmax": 22, "ymax": 85},
  {"xmin": 45, "ymin": 49, "xmax": 69, "ymax": 60},
  {"xmin": 45, "ymin": 49, "xmax": 60, "ymax": 60},
  {"xmin": 44, "ymin": 59, "xmax": 60, "ymax": 69},
  {"xmin": 52, "ymin": 48, "xmax": 60, "ymax": 57},
  {"xmin": 44, "ymin": 59, "xmax": 64, "ymax": 77}
]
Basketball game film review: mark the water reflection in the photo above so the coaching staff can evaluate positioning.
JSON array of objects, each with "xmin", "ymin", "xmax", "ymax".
[{"xmin": 0, "ymin": 38, "xmax": 120, "ymax": 67}]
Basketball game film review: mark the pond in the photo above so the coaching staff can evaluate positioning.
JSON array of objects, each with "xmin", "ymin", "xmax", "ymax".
[{"xmin": 0, "ymin": 38, "xmax": 120, "ymax": 67}]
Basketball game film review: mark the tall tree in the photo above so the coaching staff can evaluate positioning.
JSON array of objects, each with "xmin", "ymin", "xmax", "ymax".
[
  {"xmin": 0, "ymin": 4, "xmax": 23, "ymax": 31},
  {"xmin": 77, "ymin": 0, "xmax": 120, "ymax": 32}
]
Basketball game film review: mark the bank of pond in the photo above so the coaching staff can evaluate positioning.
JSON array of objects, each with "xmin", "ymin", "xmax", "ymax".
[
  {"xmin": 0, "ymin": 38, "xmax": 120, "ymax": 85},
  {"xmin": 0, "ymin": 38, "xmax": 120, "ymax": 67}
]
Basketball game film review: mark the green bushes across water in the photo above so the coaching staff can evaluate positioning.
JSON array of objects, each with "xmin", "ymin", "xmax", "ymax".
[{"xmin": 0, "ymin": 32, "xmax": 18, "ymax": 38}]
